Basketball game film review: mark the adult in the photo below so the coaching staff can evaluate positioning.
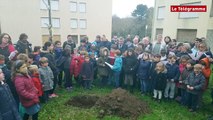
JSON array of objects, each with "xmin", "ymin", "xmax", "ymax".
[
  {"xmin": 62, "ymin": 35, "xmax": 76, "ymax": 54},
  {"xmin": 125, "ymin": 37, "xmax": 134, "ymax": 49},
  {"xmin": 99, "ymin": 35, "xmax": 111, "ymax": 50},
  {"xmin": 152, "ymin": 34, "xmax": 167, "ymax": 55},
  {"xmin": 117, "ymin": 37, "xmax": 127, "ymax": 54},
  {"xmin": 16, "ymin": 33, "xmax": 32, "ymax": 55},
  {"xmin": 190, "ymin": 38, "xmax": 203, "ymax": 59},
  {"xmin": 196, "ymin": 42, "xmax": 213, "ymax": 61},
  {"xmin": 84, "ymin": 36, "xmax": 92, "ymax": 52},
  {"xmin": 142, "ymin": 37, "xmax": 152, "ymax": 53},
  {"xmin": 164, "ymin": 36, "xmax": 172, "ymax": 46},
  {"xmin": 111, "ymin": 35, "xmax": 118, "ymax": 45},
  {"xmin": 133, "ymin": 36, "xmax": 139, "ymax": 48},
  {"xmin": 0, "ymin": 33, "xmax": 16, "ymax": 63},
  {"xmin": 92, "ymin": 35, "xmax": 101, "ymax": 50}
]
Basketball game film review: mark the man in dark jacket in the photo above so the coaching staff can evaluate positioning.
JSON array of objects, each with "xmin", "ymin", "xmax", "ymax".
[{"xmin": 63, "ymin": 35, "xmax": 76, "ymax": 53}]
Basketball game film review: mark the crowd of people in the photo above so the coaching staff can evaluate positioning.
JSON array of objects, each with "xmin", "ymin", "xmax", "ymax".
[{"xmin": 0, "ymin": 32, "xmax": 212, "ymax": 120}]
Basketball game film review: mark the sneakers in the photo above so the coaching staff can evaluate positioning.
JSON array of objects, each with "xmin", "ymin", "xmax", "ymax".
[{"xmin": 49, "ymin": 93, "xmax": 59, "ymax": 98}]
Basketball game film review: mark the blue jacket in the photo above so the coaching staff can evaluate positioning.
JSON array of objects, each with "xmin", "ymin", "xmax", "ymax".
[
  {"xmin": 112, "ymin": 56, "xmax": 122, "ymax": 72},
  {"xmin": 166, "ymin": 62, "xmax": 180, "ymax": 82},
  {"xmin": 137, "ymin": 60, "xmax": 151, "ymax": 80}
]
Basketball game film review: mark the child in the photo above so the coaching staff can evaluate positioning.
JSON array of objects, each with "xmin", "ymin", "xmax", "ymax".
[
  {"xmin": 199, "ymin": 57, "xmax": 211, "ymax": 90},
  {"xmin": 137, "ymin": 52, "xmax": 151, "ymax": 95},
  {"xmin": 38, "ymin": 57, "xmax": 54, "ymax": 102},
  {"xmin": 150, "ymin": 54, "xmax": 161, "ymax": 93},
  {"xmin": 179, "ymin": 59, "xmax": 195, "ymax": 105},
  {"xmin": 153, "ymin": 62, "xmax": 167, "ymax": 102},
  {"xmin": 89, "ymin": 53, "xmax": 97, "ymax": 82},
  {"xmin": 0, "ymin": 68, "xmax": 22, "ymax": 120},
  {"xmin": 33, "ymin": 46, "xmax": 41, "ymax": 66},
  {"xmin": 97, "ymin": 47, "xmax": 110, "ymax": 87},
  {"xmin": 111, "ymin": 50, "xmax": 123, "ymax": 88},
  {"xmin": 160, "ymin": 49, "xmax": 167, "ymax": 63},
  {"xmin": 80, "ymin": 55, "xmax": 94, "ymax": 89},
  {"xmin": 28, "ymin": 65, "xmax": 43, "ymax": 101},
  {"xmin": 164, "ymin": 54, "xmax": 180, "ymax": 100},
  {"xmin": 70, "ymin": 51, "xmax": 86, "ymax": 87},
  {"xmin": 123, "ymin": 49, "xmax": 138, "ymax": 93},
  {"xmin": 54, "ymin": 41, "xmax": 63, "ymax": 88},
  {"xmin": 40, "ymin": 41, "xmax": 58, "ymax": 97},
  {"xmin": 12, "ymin": 60, "xmax": 40, "ymax": 120},
  {"xmin": 176, "ymin": 55, "xmax": 190, "ymax": 101},
  {"xmin": 185, "ymin": 64, "xmax": 205, "ymax": 112}
]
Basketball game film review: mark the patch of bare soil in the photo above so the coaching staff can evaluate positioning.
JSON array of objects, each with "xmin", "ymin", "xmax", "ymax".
[
  {"xmin": 95, "ymin": 88, "xmax": 151, "ymax": 119},
  {"xmin": 65, "ymin": 95, "xmax": 99, "ymax": 108},
  {"xmin": 65, "ymin": 88, "xmax": 151, "ymax": 119}
]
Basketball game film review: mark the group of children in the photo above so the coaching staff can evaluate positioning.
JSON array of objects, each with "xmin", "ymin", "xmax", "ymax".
[{"xmin": 0, "ymin": 33, "xmax": 212, "ymax": 120}]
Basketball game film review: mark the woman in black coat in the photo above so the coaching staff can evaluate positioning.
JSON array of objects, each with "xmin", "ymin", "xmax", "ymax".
[
  {"xmin": 0, "ymin": 69, "xmax": 21, "ymax": 120},
  {"xmin": 123, "ymin": 49, "xmax": 138, "ymax": 92}
]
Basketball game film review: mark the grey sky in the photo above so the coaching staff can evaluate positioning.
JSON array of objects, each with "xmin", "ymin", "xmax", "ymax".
[{"xmin": 112, "ymin": 0, "xmax": 154, "ymax": 18}]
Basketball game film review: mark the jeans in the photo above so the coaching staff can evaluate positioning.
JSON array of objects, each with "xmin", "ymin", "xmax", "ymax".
[
  {"xmin": 113, "ymin": 71, "xmax": 121, "ymax": 88},
  {"xmin": 140, "ymin": 79, "xmax": 149, "ymax": 93},
  {"xmin": 181, "ymin": 89, "xmax": 187, "ymax": 105},
  {"xmin": 186, "ymin": 92, "xmax": 198, "ymax": 111},
  {"xmin": 164, "ymin": 81, "xmax": 176, "ymax": 99}
]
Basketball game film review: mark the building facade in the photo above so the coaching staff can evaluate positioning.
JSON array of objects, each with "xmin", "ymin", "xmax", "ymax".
[
  {"xmin": 152, "ymin": 0, "xmax": 213, "ymax": 47},
  {"xmin": 0, "ymin": 0, "xmax": 112, "ymax": 46}
]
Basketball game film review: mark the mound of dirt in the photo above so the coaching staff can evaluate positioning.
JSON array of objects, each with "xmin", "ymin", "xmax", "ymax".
[
  {"xmin": 65, "ymin": 95, "xmax": 99, "ymax": 108},
  {"xmin": 95, "ymin": 88, "xmax": 151, "ymax": 119}
]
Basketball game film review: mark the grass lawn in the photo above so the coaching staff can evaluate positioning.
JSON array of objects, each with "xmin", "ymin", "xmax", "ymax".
[{"xmin": 39, "ymin": 85, "xmax": 213, "ymax": 120}]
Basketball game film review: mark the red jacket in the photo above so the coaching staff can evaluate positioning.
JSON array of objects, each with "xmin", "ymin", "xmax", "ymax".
[
  {"xmin": 14, "ymin": 74, "xmax": 39, "ymax": 107},
  {"xmin": 31, "ymin": 73, "xmax": 43, "ymax": 97},
  {"xmin": 200, "ymin": 57, "xmax": 211, "ymax": 90},
  {"xmin": 70, "ymin": 55, "xmax": 85, "ymax": 77}
]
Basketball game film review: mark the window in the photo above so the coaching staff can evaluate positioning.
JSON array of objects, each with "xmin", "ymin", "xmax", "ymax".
[
  {"xmin": 42, "ymin": 35, "xmax": 61, "ymax": 45},
  {"xmin": 70, "ymin": 2, "xmax": 77, "ymax": 12},
  {"xmin": 71, "ymin": 35, "xmax": 78, "ymax": 44},
  {"xmin": 52, "ymin": 18, "xmax": 60, "ymax": 28},
  {"xmin": 79, "ymin": 3, "xmax": 86, "ymax": 13},
  {"xmin": 155, "ymin": 28, "xmax": 163, "ymax": 39},
  {"xmin": 206, "ymin": 30, "xmax": 213, "ymax": 49},
  {"xmin": 157, "ymin": 6, "xmax": 165, "ymax": 19},
  {"xmin": 71, "ymin": 19, "xmax": 78, "ymax": 29},
  {"xmin": 210, "ymin": 0, "xmax": 213, "ymax": 17},
  {"xmin": 176, "ymin": 29, "xmax": 197, "ymax": 42},
  {"xmin": 41, "ymin": 17, "xmax": 60, "ymax": 28},
  {"xmin": 40, "ymin": 0, "xmax": 59, "ymax": 10},
  {"xmin": 41, "ymin": 18, "xmax": 49, "ymax": 27},
  {"xmin": 79, "ymin": 19, "xmax": 86, "ymax": 29},
  {"xmin": 179, "ymin": 2, "xmax": 200, "ymax": 18}
]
